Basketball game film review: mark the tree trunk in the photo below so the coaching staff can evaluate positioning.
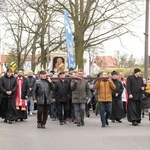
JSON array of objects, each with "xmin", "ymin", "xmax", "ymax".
[{"xmin": 75, "ymin": 35, "xmax": 84, "ymax": 69}]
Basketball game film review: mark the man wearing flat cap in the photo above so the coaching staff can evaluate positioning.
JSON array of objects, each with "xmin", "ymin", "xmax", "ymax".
[
  {"xmin": 33, "ymin": 70, "xmax": 55, "ymax": 128},
  {"xmin": 54, "ymin": 71, "xmax": 71, "ymax": 125},
  {"xmin": 126, "ymin": 68, "xmax": 144, "ymax": 126}
]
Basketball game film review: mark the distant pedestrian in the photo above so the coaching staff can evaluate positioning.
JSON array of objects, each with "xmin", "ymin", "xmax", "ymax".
[
  {"xmin": 119, "ymin": 72, "xmax": 128, "ymax": 115},
  {"xmin": 26, "ymin": 70, "xmax": 36, "ymax": 116}
]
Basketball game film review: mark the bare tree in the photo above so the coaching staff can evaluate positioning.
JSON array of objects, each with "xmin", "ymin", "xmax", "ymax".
[
  {"xmin": 0, "ymin": 0, "xmax": 65, "ymax": 71},
  {"xmin": 55, "ymin": 0, "xmax": 144, "ymax": 69}
]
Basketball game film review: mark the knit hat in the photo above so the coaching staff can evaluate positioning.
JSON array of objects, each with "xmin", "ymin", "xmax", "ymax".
[
  {"xmin": 134, "ymin": 68, "xmax": 141, "ymax": 74},
  {"xmin": 111, "ymin": 70, "xmax": 118, "ymax": 76}
]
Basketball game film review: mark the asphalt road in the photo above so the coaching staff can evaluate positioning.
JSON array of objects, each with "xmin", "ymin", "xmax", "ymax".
[{"xmin": 0, "ymin": 111, "xmax": 150, "ymax": 150}]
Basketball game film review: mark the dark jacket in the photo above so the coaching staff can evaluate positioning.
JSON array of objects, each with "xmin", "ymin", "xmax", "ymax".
[
  {"xmin": 26, "ymin": 76, "xmax": 36, "ymax": 96},
  {"xmin": 0, "ymin": 74, "xmax": 17, "ymax": 98},
  {"xmin": 127, "ymin": 75, "xmax": 144, "ymax": 100},
  {"xmin": 33, "ymin": 79, "xmax": 54, "ymax": 105},
  {"xmin": 112, "ymin": 79, "xmax": 124, "ymax": 101},
  {"xmin": 71, "ymin": 79, "xmax": 91, "ymax": 104},
  {"xmin": 54, "ymin": 80, "xmax": 71, "ymax": 102}
]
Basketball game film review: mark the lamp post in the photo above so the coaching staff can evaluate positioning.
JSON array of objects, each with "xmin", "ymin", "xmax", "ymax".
[
  {"xmin": 47, "ymin": 24, "xmax": 50, "ymax": 69},
  {"xmin": 144, "ymin": 0, "xmax": 149, "ymax": 80}
]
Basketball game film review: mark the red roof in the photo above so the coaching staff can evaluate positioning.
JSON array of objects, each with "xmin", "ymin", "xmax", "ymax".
[
  {"xmin": 94, "ymin": 56, "xmax": 117, "ymax": 68},
  {"xmin": 0, "ymin": 54, "xmax": 40, "ymax": 63}
]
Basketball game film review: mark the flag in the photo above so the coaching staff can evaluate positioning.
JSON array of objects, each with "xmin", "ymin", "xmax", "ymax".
[{"xmin": 64, "ymin": 10, "xmax": 75, "ymax": 69}]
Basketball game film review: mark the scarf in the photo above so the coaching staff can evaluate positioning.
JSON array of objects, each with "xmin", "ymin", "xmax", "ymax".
[{"xmin": 16, "ymin": 77, "xmax": 27, "ymax": 110}]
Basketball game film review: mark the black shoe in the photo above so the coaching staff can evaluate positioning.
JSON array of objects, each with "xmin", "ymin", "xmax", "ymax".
[
  {"xmin": 86, "ymin": 113, "xmax": 90, "ymax": 117},
  {"xmin": 112, "ymin": 120, "xmax": 115, "ymax": 123},
  {"xmin": 105, "ymin": 120, "xmax": 109, "ymax": 125},
  {"xmin": 8, "ymin": 121, "xmax": 12, "ymax": 124},
  {"xmin": 37, "ymin": 123, "xmax": 42, "ymax": 128},
  {"xmin": 101, "ymin": 124, "xmax": 105, "ymax": 127},
  {"xmin": 132, "ymin": 122, "xmax": 138, "ymax": 126},
  {"xmin": 60, "ymin": 122, "xmax": 63, "ymax": 125},
  {"xmin": 4, "ymin": 119, "xmax": 7, "ymax": 123},
  {"xmin": 116, "ymin": 119, "xmax": 122, "ymax": 123},
  {"xmin": 81, "ymin": 120, "xmax": 85, "ymax": 126},
  {"xmin": 20, "ymin": 119, "xmax": 24, "ymax": 121},
  {"xmin": 77, "ymin": 122, "xmax": 81, "ymax": 127},
  {"xmin": 41, "ymin": 124, "xmax": 46, "ymax": 129},
  {"xmin": 142, "ymin": 112, "xmax": 144, "ymax": 118}
]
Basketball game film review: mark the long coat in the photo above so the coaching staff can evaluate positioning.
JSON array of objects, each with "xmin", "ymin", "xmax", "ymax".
[
  {"xmin": 71, "ymin": 80, "xmax": 91, "ymax": 104},
  {"xmin": 126, "ymin": 75, "xmax": 144, "ymax": 100},
  {"xmin": 94, "ymin": 80, "xmax": 116, "ymax": 102},
  {"xmin": 126, "ymin": 74, "xmax": 144, "ymax": 122},
  {"xmin": 0, "ymin": 74, "xmax": 18, "ymax": 120},
  {"xmin": 0, "ymin": 74, "xmax": 17, "ymax": 98}
]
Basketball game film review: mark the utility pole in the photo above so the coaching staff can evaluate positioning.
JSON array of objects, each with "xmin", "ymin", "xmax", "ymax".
[
  {"xmin": 47, "ymin": 24, "xmax": 50, "ymax": 69},
  {"xmin": 144, "ymin": 0, "xmax": 149, "ymax": 80}
]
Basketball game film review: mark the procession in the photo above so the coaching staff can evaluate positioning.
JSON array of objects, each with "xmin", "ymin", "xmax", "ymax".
[
  {"xmin": 0, "ymin": 0, "xmax": 150, "ymax": 150},
  {"xmin": 0, "ymin": 60, "xmax": 150, "ymax": 130}
]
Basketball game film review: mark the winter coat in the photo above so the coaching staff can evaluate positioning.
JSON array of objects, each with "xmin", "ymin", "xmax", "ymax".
[
  {"xmin": 54, "ymin": 80, "xmax": 71, "ymax": 102},
  {"xmin": 126, "ymin": 75, "xmax": 144, "ymax": 100},
  {"xmin": 0, "ymin": 74, "xmax": 17, "ymax": 98},
  {"xmin": 26, "ymin": 76, "xmax": 36, "ymax": 96},
  {"xmin": 71, "ymin": 79, "xmax": 91, "ymax": 104},
  {"xmin": 112, "ymin": 79, "xmax": 124, "ymax": 101},
  {"xmin": 33, "ymin": 79, "xmax": 54, "ymax": 105},
  {"xmin": 94, "ymin": 79, "xmax": 116, "ymax": 102}
]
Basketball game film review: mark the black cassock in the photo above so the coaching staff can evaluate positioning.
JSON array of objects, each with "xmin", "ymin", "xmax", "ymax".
[
  {"xmin": 126, "ymin": 75, "xmax": 144, "ymax": 123},
  {"xmin": 0, "ymin": 97, "xmax": 18, "ymax": 121},
  {"xmin": 109, "ymin": 79, "xmax": 126, "ymax": 120}
]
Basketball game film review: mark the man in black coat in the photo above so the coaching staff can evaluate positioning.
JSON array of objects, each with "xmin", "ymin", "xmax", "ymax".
[
  {"xmin": 109, "ymin": 71, "xmax": 125, "ymax": 123},
  {"xmin": 33, "ymin": 70, "xmax": 55, "ymax": 129},
  {"xmin": 0, "ymin": 69, "xmax": 18, "ymax": 124},
  {"xmin": 126, "ymin": 68, "xmax": 144, "ymax": 126},
  {"xmin": 54, "ymin": 71, "xmax": 71, "ymax": 125}
]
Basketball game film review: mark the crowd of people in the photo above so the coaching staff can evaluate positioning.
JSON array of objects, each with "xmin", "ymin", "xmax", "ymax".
[{"xmin": 0, "ymin": 65, "xmax": 149, "ymax": 128}]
